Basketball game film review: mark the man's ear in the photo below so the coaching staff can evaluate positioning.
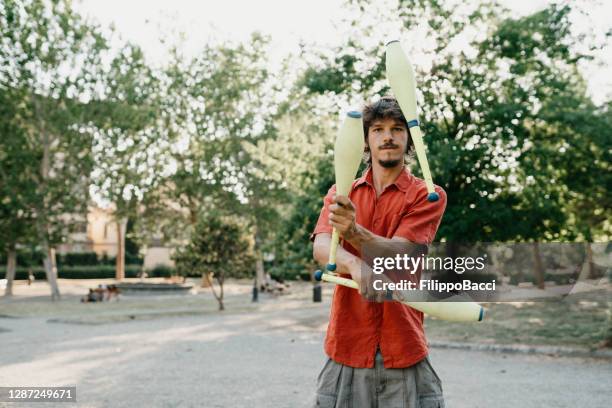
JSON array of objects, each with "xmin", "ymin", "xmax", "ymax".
[{"xmin": 407, "ymin": 128, "xmax": 414, "ymax": 152}]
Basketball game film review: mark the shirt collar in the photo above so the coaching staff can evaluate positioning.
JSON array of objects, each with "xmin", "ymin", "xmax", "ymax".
[{"xmin": 354, "ymin": 166, "xmax": 413, "ymax": 193}]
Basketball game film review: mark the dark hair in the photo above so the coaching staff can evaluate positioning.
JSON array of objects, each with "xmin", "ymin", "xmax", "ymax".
[{"xmin": 362, "ymin": 96, "xmax": 414, "ymax": 164}]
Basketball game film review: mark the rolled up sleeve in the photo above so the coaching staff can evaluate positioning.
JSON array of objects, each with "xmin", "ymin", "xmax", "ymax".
[{"xmin": 309, "ymin": 185, "xmax": 336, "ymax": 242}]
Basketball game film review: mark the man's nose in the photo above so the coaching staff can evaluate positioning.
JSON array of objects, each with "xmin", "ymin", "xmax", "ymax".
[{"xmin": 382, "ymin": 129, "xmax": 394, "ymax": 142}]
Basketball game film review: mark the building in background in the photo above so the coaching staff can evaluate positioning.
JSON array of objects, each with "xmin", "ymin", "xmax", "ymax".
[{"xmin": 57, "ymin": 206, "xmax": 174, "ymax": 269}]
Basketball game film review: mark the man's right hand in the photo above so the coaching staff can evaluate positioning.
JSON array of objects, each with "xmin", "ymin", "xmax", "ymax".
[{"xmin": 349, "ymin": 261, "xmax": 388, "ymax": 302}]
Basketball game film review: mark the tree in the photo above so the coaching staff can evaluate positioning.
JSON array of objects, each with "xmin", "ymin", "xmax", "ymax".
[
  {"xmin": 0, "ymin": 86, "xmax": 38, "ymax": 295},
  {"xmin": 173, "ymin": 214, "xmax": 253, "ymax": 311},
  {"xmin": 299, "ymin": 0, "xmax": 610, "ymax": 245},
  {"xmin": 261, "ymin": 105, "xmax": 341, "ymax": 279},
  {"xmin": 0, "ymin": 0, "xmax": 109, "ymax": 299},
  {"xmin": 89, "ymin": 43, "xmax": 162, "ymax": 280},
  {"xmin": 154, "ymin": 34, "xmax": 284, "ymax": 288}
]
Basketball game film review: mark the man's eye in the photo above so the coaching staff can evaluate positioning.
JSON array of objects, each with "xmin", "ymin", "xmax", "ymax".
[{"xmin": 393, "ymin": 127, "xmax": 404, "ymax": 132}]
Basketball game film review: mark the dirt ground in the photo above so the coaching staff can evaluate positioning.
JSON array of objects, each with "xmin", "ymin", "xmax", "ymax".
[{"xmin": 0, "ymin": 279, "xmax": 611, "ymax": 407}]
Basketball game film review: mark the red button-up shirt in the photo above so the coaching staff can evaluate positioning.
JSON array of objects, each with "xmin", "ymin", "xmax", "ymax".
[{"xmin": 312, "ymin": 166, "xmax": 447, "ymax": 368}]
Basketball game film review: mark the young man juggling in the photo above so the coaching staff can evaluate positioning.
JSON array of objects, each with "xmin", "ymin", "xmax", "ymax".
[{"xmin": 311, "ymin": 96, "xmax": 447, "ymax": 407}]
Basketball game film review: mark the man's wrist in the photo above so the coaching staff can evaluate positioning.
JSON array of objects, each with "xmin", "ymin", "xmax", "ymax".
[{"xmin": 345, "ymin": 224, "xmax": 372, "ymax": 248}]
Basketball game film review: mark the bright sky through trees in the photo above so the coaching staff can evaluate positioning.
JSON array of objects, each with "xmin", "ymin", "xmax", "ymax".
[{"xmin": 75, "ymin": 0, "xmax": 610, "ymax": 104}]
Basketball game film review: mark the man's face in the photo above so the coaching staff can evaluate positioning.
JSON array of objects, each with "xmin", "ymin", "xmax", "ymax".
[{"xmin": 367, "ymin": 117, "xmax": 409, "ymax": 168}]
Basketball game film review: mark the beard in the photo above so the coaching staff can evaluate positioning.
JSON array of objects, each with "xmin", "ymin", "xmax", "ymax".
[{"xmin": 378, "ymin": 158, "xmax": 402, "ymax": 168}]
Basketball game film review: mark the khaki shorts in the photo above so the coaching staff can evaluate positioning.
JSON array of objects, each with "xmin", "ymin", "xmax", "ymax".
[{"xmin": 313, "ymin": 351, "xmax": 445, "ymax": 408}]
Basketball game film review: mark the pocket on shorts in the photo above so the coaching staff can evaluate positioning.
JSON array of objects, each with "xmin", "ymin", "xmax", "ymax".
[
  {"xmin": 314, "ymin": 393, "xmax": 337, "ymax": 408},
  {"xmin": 418, "ymin": 394, "xmax": 445, "ymax": 408},
  {"xmin": 315, "ymin": 357, "xmax": 343, "ymax": 406},
  {"xmin": 423, "ymin": 357, "xmax": 442, "ymax": 385},
  {"xmin": 415, "ymin": 356, "xmax": 444, "ymax": 401}
]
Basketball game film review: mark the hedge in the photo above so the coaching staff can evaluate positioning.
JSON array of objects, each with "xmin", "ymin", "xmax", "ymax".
[
  {"xmin": 59, "ymin": 252, "xmax": 143, "ymax": 266},
  {"xmin": 0, "ymin": 265, "xmax": 142, "ymax": 280},
  {"xmin": 0, "ymin": 251, "xmax": 144, "ymax": 268}
]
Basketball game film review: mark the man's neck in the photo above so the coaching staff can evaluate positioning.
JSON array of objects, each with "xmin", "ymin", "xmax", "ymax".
[{"xmin": 371, "ymin": 162, "xmax": 404, "ymax": 197}]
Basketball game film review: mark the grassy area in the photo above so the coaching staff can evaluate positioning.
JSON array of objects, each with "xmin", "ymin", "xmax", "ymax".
[
  {"xmin": 2, "ymin": 279, "xmax": 610, "ymax": 349},
  {"xmin": 0, "ymin": 279, "xmax": 322, "ymax": 325},
  {"xmin": 0, "ymin": 293, "xmax": 257, "ymax": 322},
  {"xmin": 425, "ymin": 289, "xmax": 611, "ymax": 349}
]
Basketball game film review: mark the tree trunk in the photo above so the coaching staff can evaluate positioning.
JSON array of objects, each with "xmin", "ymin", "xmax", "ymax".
[
  {"xmin": 586, "ymin": 242, "xmax": 594, "ymax": 279},
  {"xmin": 532, "ymin": 242, "xmax": 545, "ymax": 289},
  {"xmin": 42, "ymin": 243, "xmax": 61, "ymax": 301},
  {"xmin": 205, "ymin": 272, "xmax": 225, "ymax": 311},
  {"xmin": 115, "ymin": 219, "xmax": 127, "ymax": 280},
  {"xmin": 603, "ymin": 323, "xmax": 612, "ymax": 348},
  {"xmin": 187, "ymin": 197, "xmax": 198, "ymax": 226},
  {"xmin": 33, "ymin": 96, "xmax": 60, "ymax": 300},
  {"xmin": 254, "ymin": 227, "xmax": 266, "ymax": 291},
  {"xmin": 218, "ymin": 278, "xmax": 225, "ymax": 311},
  {"xmin": 577, "ymin": 242, "xmax": 596, "ymax": 282},
  {"xmin": 37, "ymin": 221, "xmax": 61, "ymax": 300},
  {"xmin": 445, "ymin": 242, "xmax": 459, "ymax": 259},
  {"xmin": 201, "ymin": 272, "xmax": 212, "ymax": 287},
  {"xmin": 4, "ymin": 246, "xmax": 17, "ymax": 296}
]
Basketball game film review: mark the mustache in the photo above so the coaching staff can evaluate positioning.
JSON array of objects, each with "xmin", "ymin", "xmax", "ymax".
[{"xmin": 379, "ymin": 143, "xmax": 399, "ymax": 150}]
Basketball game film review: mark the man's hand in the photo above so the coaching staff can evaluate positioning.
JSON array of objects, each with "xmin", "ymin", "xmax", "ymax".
[
  {"xmin": 347, "ymin": 258, "xmax": 389, "ymax": 302},
  {"xmin": 329, "ymin": 195, "xmax": 359, "ymax": 241}
]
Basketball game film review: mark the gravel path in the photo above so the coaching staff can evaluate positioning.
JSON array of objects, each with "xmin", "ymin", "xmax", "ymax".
[{"xmin": 0, "ymin": 283, "xmax": 610, "ymax": 407}]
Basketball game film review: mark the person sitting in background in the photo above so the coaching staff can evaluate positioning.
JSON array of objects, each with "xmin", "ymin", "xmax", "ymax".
[
  {"xmin": 81, "ymin": 289, "xmax": 98, "ymax": 303},
  {"xmin": 106, "ymin": 284, "xmax": 121, "ymax": 301}
]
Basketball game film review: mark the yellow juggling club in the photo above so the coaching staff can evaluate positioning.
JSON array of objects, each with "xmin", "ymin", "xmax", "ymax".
[
  {"xmin": 326, "ymin": 111, "xmax": 365, "ymax": 272},
  {"xmin": 314, "ymin": 272, "xmax": 485, "ymax": 322},
  {"xmin": 386, "ymin": 40, "xmax": 439, "ymax": 202}
]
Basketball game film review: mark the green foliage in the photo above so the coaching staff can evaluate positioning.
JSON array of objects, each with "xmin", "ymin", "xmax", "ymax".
[
  {"xmin": 57, "ymin": 252, "xmax": 144, "ymax": 267},
  {"xmin": 268, "ymin": 151, "xmax": 337, "ymax": 280},
  {"xmin": 298, "ymin": 0, "xmax": 611, "ymax": 244},
  {"xmin": 0, "ymin": 0, "xmax": 110, "ymax": 266},
  {"xmin": 0, "ymin": 265, "xmax": 142, "ymax": 280},
  {"xmin": 57, "ymin": 252, "xmax": 99, "ymax": 266},
  {"xmin": 2, "ymin": 0, "xmax": 610, "ymax": 294},
  {"xmin": 147, "ymin": 265, "xmax": 175, "ymax": 278},
  {"xmin": 89, "ymin": 42, "xmax": 163, "ymax": 225},
  {"xmin": 0, "ymin": 247, "xmax": 44, "ymax": 267},
  {"xmin": 173, "ymin": 214, "xmax": 254, "ymax": 280}
]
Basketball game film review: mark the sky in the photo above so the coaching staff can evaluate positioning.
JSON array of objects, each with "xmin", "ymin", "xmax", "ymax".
[{"xmin": 74, "ymin": 0, "xmax": 611, "ymax": 104}]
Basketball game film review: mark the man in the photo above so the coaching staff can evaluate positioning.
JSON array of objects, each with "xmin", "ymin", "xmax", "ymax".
[{"xmin": 311, "ymin": 96, "xmax": 447, "ymax": 407}]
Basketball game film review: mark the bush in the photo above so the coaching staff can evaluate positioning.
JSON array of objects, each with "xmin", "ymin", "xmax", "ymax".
[
  {"xmin": 99, "ymin": 253, "xmax": 144, "ymax": 266},
  {"xmin": 1, "ymin": 251, "xmax": 145, "ymax": 268},
  {"xmin": 125, "ymin": 253, "xmax": 144, "ymax": 266},
  {"xmin": 0, "ymin": 250, "xmax": 45, "ymax": 268},
  {"xmin": 147, "ymin": 265, "xmax": 175, "ymax": 278},
  {"xmin": 173, "ymin": 214, "xmax": 254, "ymax": 279},
  {"xmin": 57, "ymin": 252, "xmax": 99, "ymax": 266}
]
